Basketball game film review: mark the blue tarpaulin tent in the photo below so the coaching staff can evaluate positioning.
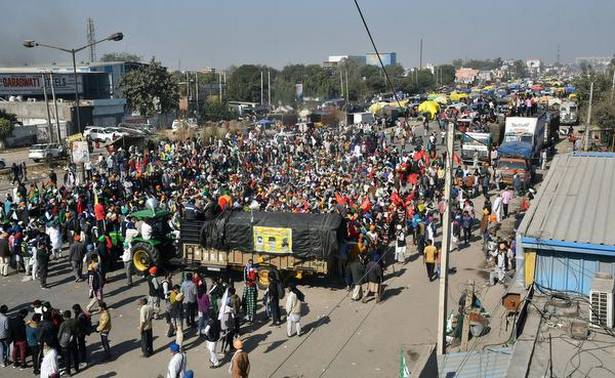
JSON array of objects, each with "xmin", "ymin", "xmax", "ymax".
[{"xmin": 498, "ymin": 142, "xmax": 533, "ymax": 159}]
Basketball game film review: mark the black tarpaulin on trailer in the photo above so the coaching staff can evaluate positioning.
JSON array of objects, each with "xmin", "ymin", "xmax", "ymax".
[{"xmin": 199, "ymin": 210, "xmax": 343, "ymax": 260}]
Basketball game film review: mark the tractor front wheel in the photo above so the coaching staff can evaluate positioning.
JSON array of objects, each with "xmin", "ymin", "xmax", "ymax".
[{"xmin": 132, "ymin": 242, "xmax": 160, "ymax": 273}]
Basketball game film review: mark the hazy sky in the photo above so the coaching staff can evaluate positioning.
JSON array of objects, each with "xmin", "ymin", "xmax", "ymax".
[{"xmin": 1, "ymin": 0, "xmax": 614, "ymax": 70}]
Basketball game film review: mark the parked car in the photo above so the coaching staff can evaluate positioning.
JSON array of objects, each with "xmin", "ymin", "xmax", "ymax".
[
  {"xmin": 103, "ymin": 127, "xmax": 130, "ymax": 138},
  {"xmin": 84, "ymin": 127, "xmax": 119, "ymax": 143},
  {"xmin": 0, "ymin": 158, "xmax": 5, "ymax": 169},
  {"xmin": 28, "ymin": 143, "xmax": 65, "ymax": 162}
]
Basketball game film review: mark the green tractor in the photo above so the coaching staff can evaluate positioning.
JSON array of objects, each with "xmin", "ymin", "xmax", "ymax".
[{"xmin": 129, "ymin": 209, "xmax": 178, "ymax": 273}]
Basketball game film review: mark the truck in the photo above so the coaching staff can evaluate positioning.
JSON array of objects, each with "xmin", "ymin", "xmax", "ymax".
[
  {"xmin": 461, "ymin": 132, "xmax": 492, "ymax": 163},
  {"xmin": 352, "ymin": 112, "xmax": 375, "ymax": 125},
  {"xmin": 181, "ymin": 210, "xmax": 343, "ymax": 288},
  {"xmin": 496, "ymin": 115, "xmax": 547, "ymax": 187},
  {"xmin": 501, "ymin": 114, "xmax": 546, "ymax": 160},
  {"xmin": 559, "ymin": 101, "xmax": 578, "ymax": 126}
]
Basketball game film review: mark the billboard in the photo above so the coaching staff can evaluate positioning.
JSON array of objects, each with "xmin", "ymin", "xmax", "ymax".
[
  {"xmin": 72, "ymin": 141, "xmax": 90, "ymax": 164},
  {"xmin": 253, "ymin": 226, "xmax": 292, "ymax": 254},
  {"xmin": 0, "ymin": 73, "xmax": 82, "ymax": 96},
  {"xmin": 295, "ymin": 83, "xmax": 303, "ymax": 101}
]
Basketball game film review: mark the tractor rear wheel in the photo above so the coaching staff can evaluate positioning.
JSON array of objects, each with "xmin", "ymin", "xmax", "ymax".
[{"xmin": 132, "ymin": 242, "xmax": 160, "ymax": 272}]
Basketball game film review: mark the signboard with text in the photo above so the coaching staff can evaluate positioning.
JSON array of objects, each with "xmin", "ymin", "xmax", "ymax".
[
  {"xmin": 72, "ymin": 141, "xmax": 90, "ymax": 164},
  {"xmin": 253, "ymin": 226, "xmax": 293, "ymax": 254},
  {"xmin": 0, "ymin": 73, "xmax": 83, "ymax": 96}
]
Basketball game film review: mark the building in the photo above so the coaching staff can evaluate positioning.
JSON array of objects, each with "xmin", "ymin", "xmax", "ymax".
[
  {"xmin": 366, "ymin": 52, "xmax": 397, "ymax": 66},
  {"xmin": 324, "ymin": 55, "xmax": 366, "ymax": 67},
  {"xmin": 575, "ymin": 56, "xmax": 613, "ymax": 71},
  {"xmin": 455, "ymin": 68, "xmax": 479, "ymax": 84},
  {"xmin": 525, "ymin": 59, "xmax": 542, "ymax": 75},
  {"xmin": 518, "ymin": 152, "xmax": 615, "ymax": 295},
  {"xmin": 0, "ymin": 62, "xmax": 136, "ymax": 137}
]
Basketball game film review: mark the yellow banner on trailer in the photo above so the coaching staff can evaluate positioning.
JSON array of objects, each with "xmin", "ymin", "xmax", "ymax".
[{"xmin": 253, "ymin": 226, "xmax": 293, "ymax": 254}]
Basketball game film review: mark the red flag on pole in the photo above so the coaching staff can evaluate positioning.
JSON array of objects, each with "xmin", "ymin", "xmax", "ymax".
[
  {"xmin": 361, "ymin": 197, "xmax": 372, "ymax": 212},
  {"xmin": 390, "ymin": 191, "xmax": 403, "ymax": 206},
  {"xmin": 407, "ymin": 173, "xmax": 419, "ymax": 185},
  {"xmin": 453, "ymin": 152, "xmax": 462, "ymax": 166},
  {"xmin": 335, "ymin": 193, "xmax": 346, "ymax": 205}
]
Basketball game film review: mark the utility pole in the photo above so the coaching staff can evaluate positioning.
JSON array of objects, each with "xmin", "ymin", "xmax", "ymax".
[
  {"xmin": 195, "ymin": 72, "xmax": 199, "ymax": 117},
  {"xmin": 49, "ymin": 72, "xmax": 61, "ymax": 143},
  {"xmin": 41, "ymin": 74, "xmax": 53, "ymax": 143},
  {"xmin": 260, "ymin": 71, "xmax": 264, "ymax": 106},
  {"xmin": 584, "ymin": 81, "xmax": 594, "ymax": 151},
  {"xmin": 419, "ymin": 37, "xmax": 423, "ymax": 70},
  {"xmin": 218, "ymin": 72, "xmax": 223, "ymax": 102},
  {"xmin": 340, "ymin": 70, "xmax": 344, "ymax": 98},
  {"xmin": 267, "ymin": 69, "xmax": 271, "ymax": 106},
  {"xmin": 437, "ymin": 120, "xmax": 455, "ymax": 355},
  {"xmin": 345, "ymin": 70, "xmax": 349, "ymax": 102}
]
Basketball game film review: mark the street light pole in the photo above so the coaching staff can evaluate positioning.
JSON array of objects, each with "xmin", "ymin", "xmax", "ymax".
[
  {"xmin": 71, "ymin": 49, "xmax": 82, "ymax": 133},
  {"xmin": 584, "ymin": 81, "xmax": 594, "ymax": 151},
  {"xmin": 23, "ymin": 32, "xmax": 123, "ymax": 135}
]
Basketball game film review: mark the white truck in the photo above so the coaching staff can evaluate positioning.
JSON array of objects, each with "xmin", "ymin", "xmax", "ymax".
[
  {"xmin": 461, "ymin": 132, "xmax": 492, "ymax": 163},
  {"xmin": 353, "ymin": 112, "xmax": 375, "ymax": 125},
  {"xmin": 559, "ymin": 101, "xmax": 578, "ymax": 126},
  {"xmin": 501, "ymin": 115, "xmax": 546, "ymax": 159}
]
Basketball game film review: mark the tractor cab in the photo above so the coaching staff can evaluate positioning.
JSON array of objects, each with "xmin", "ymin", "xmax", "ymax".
[{"xmin": 129, "ymin": 208, "xmax": 178, "ymax": 273}]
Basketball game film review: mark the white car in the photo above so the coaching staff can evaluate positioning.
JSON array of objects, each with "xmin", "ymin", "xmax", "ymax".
[
  {"xmin": 103, "ymin": 127, "xmax": 130, "ymax": 138},
  {"xmin": 84, "ymin": 127, "xmax": 117, "ymax": 143},
  {"xmin": 28, "ymin": 143, "xmax": 65, "ymax": 162}
]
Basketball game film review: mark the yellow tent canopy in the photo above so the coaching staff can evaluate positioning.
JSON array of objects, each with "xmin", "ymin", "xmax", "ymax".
[
  {"xmin": 418, "ymin": 100, "xmax": 440, "ymax": 119},
  {"xmin": 450, "ymin": 91, "xmax": 468, "ymax": 102},
  {"xmin": 368, "ymin": 102, "xmax": 388, "ymax": 114}
]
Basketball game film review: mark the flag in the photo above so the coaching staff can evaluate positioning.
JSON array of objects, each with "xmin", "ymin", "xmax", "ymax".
[
  {"xmin": 390, "ymin": 192, "xmax": 403, "ymax": 206},
  {"xmin": 453, "ymin": 152, "xmax": 462, "ymax": 166},
  {"xmin": 335, "ymin": 193, "xmax": 346, "ymax": 206},
  {"xmin": 361, "ymin": 197, "xmax": 372, "ymax": 212}
]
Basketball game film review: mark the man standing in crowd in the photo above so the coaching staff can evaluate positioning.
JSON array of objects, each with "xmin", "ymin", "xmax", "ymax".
[
  {"xmin": 181, "ymin": 273, "xmax": 197, "ymax": 328},
  {"xmin": 9, "ymin": 309, "xmax": 28, "ymax": 370},
  {"xmin": 0, "ymin": 305, "xmax": 9, "ymax": 367},
  {"xmin": 139, "ymin": 297, "xmax": 154, "ymax": 358},
  {"xmin": 26, "ymin": 313, "xmax": 41, "ymax": 374},
  {"xmin": 363, "ymin": 257, "xmax": 383, "ymax": 303},
  {"xmin": 96, "ymin": 302, "xmax": 112, "ymax": 361},
  {"xmin": 423, "ymin": 240, "xmax": 439, "ymax": 282},
  {"xmin": 69, "ymin": 235, "xmax": 85, "ymax": 282},
  {"xmin": 501, "ymin": 187, "xmax": 513, "ymax": 219},
  {"xmin": 230, "ymin": 338, "xmax": 250, "ymax": 378},
  {"xmin": 57, "ymin": 310, "xmax": 80, "ymax": 376},
  {"xmin": 147, "ymin": 266, "xmax": 162, "ymax": 319},
  {"xmin": 166, "ymin": 342, "xmax": 187, "ymax": 378}
]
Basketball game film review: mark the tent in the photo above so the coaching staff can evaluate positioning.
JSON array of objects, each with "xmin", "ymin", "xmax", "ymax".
[
  {"xmin": 450, "ymin": 91, "xmax": 468, "ymax": 102},
  {"xmin": 433, "ymin": 95, "xmax": 449, "ymax": 105},
  {"xmin": 368, "ymin": 102, "xmax": 388, "ymax": 114},
  {"xmin": 418, "ymin": 100, "xmax": 440, "ymax": 119},
  {"xmin": 256, "ymin": 119, "xmax": 274, "ymax": 127}
]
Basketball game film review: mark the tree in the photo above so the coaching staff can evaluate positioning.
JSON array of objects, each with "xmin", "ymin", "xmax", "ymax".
[
  {"xmin": 226, "ymin": 65, "xmax": 267, "ymax": 103},
  {"xmin": 201, "ymin": 100, "xmax": 236, "ymax": 122},
  {"xmin": 511, "ymin": 60, "xmax": 528, "ymax": 79},
  {"xmin": 434, "ymin": 64, "xmax": 456, "ymax": 86},
  {"xmin": 100, "ymin": 52, "xmax": 142, "ymax": 62},
  {"xmin": 0, "ymin": 118, "xmax": 14, "ymax": 149},
  {"xmin": 119, "ymin": 59, "xmax": 179, "ymax": 117},
  {"xmin": 0, "ymin": 110, "xmax": 17, "ymax": 124}
]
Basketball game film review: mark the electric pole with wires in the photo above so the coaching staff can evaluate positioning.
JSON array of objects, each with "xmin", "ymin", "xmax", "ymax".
[{"xmin": 437, "ymin": 120, "xmax": 455, "ymax": 355}]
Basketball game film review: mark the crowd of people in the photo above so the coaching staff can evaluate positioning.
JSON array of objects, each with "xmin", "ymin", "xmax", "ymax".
[{"xmin": 0, "ymin": 108, "xmax": 525, "ymax": 376}]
